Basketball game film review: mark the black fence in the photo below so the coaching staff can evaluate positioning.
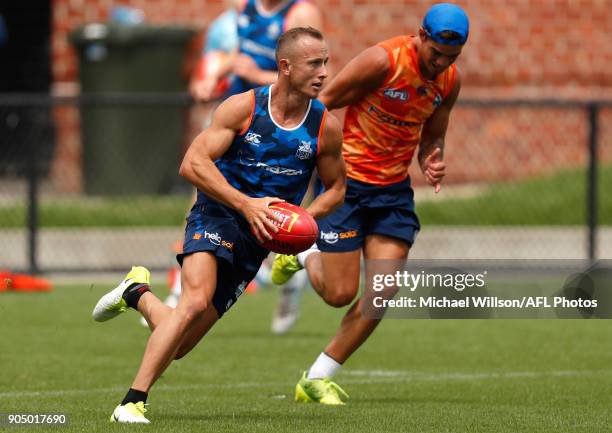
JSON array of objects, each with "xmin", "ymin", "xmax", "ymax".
[{"xmin": 0, "ymin": 93, "xmax": 610, "ymax": 273}]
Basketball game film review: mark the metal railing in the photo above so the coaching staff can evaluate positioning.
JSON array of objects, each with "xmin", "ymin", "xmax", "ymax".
[{"xmin": 0, "ymin": 93, "xmax": 610, "ymax": 273}]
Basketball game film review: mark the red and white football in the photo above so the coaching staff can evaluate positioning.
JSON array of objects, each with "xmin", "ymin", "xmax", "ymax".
[{"xmin": 260, "ymin": 202, "xmax": 318, "ymax": 255}]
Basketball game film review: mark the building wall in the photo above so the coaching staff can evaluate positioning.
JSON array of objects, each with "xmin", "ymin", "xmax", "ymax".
[
  {"xmin": 48, "ymin": 1, "xmax": 612, "ymax": 191},
  {"xmin": 52, "ymin": 0, "xmax": 612, "ymax": 97}
]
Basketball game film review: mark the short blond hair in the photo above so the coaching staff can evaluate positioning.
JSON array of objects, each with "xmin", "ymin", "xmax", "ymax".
[{"xmin": 275, "ymin": 27, "xmax": 324, "ymax": 63}]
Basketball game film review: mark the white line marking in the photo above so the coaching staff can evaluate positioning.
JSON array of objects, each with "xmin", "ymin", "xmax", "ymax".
[{"xmin": 0, "ymin": 369, "xmax": 607, "ymax": 399}]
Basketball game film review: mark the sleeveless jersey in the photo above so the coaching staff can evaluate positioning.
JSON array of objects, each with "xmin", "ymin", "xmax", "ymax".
[
  {"xmin": 342, "ymin": 35, "xmax": 457, "ymax": 185},
  {"xmin": 212, "ymin": 85, "xmax": 327, "ymax": 205},
  {"xmin": 228, "ymin": 0, "xmax": 303, "ymax": 95}
]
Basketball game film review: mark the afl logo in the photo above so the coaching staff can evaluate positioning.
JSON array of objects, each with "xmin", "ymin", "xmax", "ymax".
[{"xmin": 383, "ymin": 88, "xmax": 408, "ymax": 101}]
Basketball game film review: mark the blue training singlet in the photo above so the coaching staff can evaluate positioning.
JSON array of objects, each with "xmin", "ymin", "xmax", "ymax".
[
  {"xmin": 211, "ymin": 85, "xmax": 327, "ymax": 206},
  {"xmin": 227, "ymin": 0, "xmax": 302, "ymax": 95}
]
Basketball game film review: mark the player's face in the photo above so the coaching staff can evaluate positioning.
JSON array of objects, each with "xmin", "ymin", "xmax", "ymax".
[
  {"xmin": 418, "ymin": 31, "xmax": 463, "ymax": 80},
  {"xmin": 288, "ymin": 37, "xmax": 329, "ymax": 99}
]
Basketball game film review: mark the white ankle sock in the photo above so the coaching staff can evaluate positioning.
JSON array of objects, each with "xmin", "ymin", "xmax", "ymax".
[
  {"xmin": 297, "ymin": 243, "xmax": 319, "ymax": 267},
  {"xmin": 307, "ymin": 352, "xmax": 342, "ymax": 379},
  {"xmin": 171, "ymin": 269, "xmax": 182, "ymax": 296}
]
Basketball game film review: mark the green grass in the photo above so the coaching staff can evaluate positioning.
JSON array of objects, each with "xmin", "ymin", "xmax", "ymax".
[
  {"xmin": 418, "ymin": 165, "xmax": 612, "ymax": 226},
  {"xmin": 1, "ymin": 282, "xmax": 612, "ymax": 432},
  {"xmin": 0, "ymin": 195, "xmax": 192, "ymax": 228},
  {"xmin": 1, "ymin": 166, "xmax": 610, "ymax": 228}
]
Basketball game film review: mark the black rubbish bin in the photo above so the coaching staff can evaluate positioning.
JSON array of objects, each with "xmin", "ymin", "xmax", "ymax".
[{"xmin": 70, "ymin": 23, "xmax": 195, "ymax": 195}]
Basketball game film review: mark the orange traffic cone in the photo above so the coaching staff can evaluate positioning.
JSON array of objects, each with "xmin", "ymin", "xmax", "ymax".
[
  {"xmin": 11, "ymin": 273, "xmax": 52, "ymax": 292},
  {"xmin": 0, "ymin": 271, "xmax": 11, "ymax": 292},
  {"xmin": 0, "ymin": 270, "xmax": 52, "ymax": 292}
]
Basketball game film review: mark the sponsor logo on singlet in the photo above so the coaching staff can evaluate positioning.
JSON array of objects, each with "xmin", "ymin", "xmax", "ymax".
[{"xmin": 383, "ymin": 88, "xmax": 408, "ymax": 101}]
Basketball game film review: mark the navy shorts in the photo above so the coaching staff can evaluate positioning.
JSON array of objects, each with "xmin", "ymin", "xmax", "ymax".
[
  {"xmin": 316, "ymin": 178, "xmax": 420, "ymax": 252},
  {"xmin": 176, "ymin": 201, "xmax": 269, "ymax": 318}
]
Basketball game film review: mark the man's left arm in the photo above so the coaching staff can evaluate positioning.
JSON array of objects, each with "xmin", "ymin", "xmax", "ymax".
[
  {"xmin": 306, "ymin": 112, "xmax": 346, "ymax": 219},
  {"xmin": 418, "ymin": 72, "xmax": 462, "ymax": 193}
]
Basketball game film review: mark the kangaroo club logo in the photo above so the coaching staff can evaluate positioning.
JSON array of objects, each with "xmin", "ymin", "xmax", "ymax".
[
  {"xmin": 267, "ymin": 21, "xmax": 280, "ymax": 39},
  {"xmin": 296, "ymin": 140, "xmax": 313, "ymax": 160}
]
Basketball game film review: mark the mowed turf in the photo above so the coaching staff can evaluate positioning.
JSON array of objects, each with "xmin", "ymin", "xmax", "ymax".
[
  {"xmin": 1, "ymin": 283, "xmax": 612, "ymax": 433},
  {"xmin": 1, "ymin": 166, "xmax": 610, "ymax": 228}
]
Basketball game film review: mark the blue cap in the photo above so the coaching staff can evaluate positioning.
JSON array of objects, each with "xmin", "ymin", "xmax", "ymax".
[{"xmin": 422, "ymin": 3, "xmax": 469, "ymax": 46}]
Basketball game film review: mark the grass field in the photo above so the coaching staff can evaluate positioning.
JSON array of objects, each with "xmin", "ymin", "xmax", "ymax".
[
  {"xmin": 417, "ymin": 164, "xmax": 612, "ymax": 226},
  {"xmin": 1, "ymin": 165, "xmax": 610, "ymax": 227},
  {"xmin": 2, "ymin": 282, "xmax": 612, "ymax": 432}
]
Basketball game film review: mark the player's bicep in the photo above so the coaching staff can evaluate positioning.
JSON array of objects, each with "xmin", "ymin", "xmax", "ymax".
[
  {"xmin": 319, "ymin": 46, "xmax": 389, "ymax": 110},
  {"xmin": 422, "ymin": 74, "xmax": 462, "ymax": 141},
  {"xmin": 191, "ymin": 124, "xmax": 235, "ymax": 161}
]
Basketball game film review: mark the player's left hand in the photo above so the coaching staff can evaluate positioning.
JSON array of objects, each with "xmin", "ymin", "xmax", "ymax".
[
  {"xmin": 232, "ymin": 54, "xmax": 262, "ymax": 83},
  {"xmin": 420, "ymin": 147, "xmax": 445, "ymax": 193}
]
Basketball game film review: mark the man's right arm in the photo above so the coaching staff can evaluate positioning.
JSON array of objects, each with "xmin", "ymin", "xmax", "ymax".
[
  {"xmin": 306, "ymin": 113, "xmax": 346, "ymax": 219},
  {"xmin": 318, "ymin": 45, "xmax": 390, "ymax": 110},
  {"xmin": 179, "ymin": 92, "xmax": 282, "ymax": 240}
]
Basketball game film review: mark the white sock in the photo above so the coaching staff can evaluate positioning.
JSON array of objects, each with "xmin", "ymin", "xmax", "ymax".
[
  {"xmin": 171, "ymin": 269, "xmax": 182, "ymax": 296},
  {"xmin": 254, "ymin": 262, "xmax": 272, "ymax": 286},
  {"xmin": 297, "ymin": 243, "xmax": 319, "ymax": 267},
  {"xmin": 307, "ymin": 352, "xmax": 342, "ymax": 379}
]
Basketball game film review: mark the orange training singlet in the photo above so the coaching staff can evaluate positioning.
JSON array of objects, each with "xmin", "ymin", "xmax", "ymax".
[{"xmin": 342, "ymin": 35, "xmax": 457, "ymax": 185}]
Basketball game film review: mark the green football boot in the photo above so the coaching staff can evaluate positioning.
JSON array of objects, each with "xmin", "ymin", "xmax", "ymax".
[
  {"xmin": 92, "ymin": 266, "xmax": 150, "ymax": 322},
  {"xmin": 271, "ymin": 254, "xmax": 303, "ymax": 285},
  {"xmin": 110, "ymin": 401, "xmax": 150, "ymax": 424},
  {"xmin": 295, "ymin": 371, "xmax": 349, "ymax": 405}
]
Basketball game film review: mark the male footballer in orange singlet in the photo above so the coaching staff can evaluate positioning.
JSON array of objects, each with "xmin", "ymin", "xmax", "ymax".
[{"xmin": 272, "ymin": 3, "xmax": 469, "ymax": 404}]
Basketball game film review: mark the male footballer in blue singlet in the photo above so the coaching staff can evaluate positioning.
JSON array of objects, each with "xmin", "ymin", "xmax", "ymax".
[
  {"xmin": 91, "ymin": 27, "xmax": 345, "ymax": 424},
  {"xmin": 188, "ymin": 0, "xmax": 324, "ymax": 331},
  {"xmin": 192, "ymin": 0, "xmax": 323, "ymax": 101}
]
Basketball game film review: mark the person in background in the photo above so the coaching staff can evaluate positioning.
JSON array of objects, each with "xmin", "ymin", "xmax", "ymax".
[{"xmin": 191, "ymin": 0, "xmax": 323, "ymax": 101}]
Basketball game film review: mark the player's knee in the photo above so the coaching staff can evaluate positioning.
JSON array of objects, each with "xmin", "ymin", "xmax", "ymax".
[
  {"xmin": 323, "ymin": 286, "xmax": 357, "ymax": 308},
  {"xmin": 377, "ymin": 286, "xmax": 399, "ymax": 299},
  {"xmin": 178, "ymin": 297, "xmax": 209, "ymax": 323}
]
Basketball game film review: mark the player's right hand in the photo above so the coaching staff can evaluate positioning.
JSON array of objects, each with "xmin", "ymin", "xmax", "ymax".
[
  {"xmin": 242, "ymin": 197, "xmax": 285, "ymax": 243},
  {"xmin": 232, "ymin": 54, "xmax": 263, "ymax": 83}
]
